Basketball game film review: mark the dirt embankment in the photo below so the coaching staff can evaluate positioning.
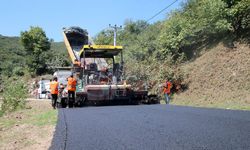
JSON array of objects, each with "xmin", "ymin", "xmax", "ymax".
[
  {"xmin": 0, "ymin": 100, "xmax": 57, "ymax": 150},
  {"xmin": 173, "ymin": 43, "xmax": 250, "ymax": 110}
]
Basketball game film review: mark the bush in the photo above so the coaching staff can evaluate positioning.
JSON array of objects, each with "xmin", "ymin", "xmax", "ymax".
[
  {"xmin": 0, "ymin": 110, "xmax": 4, "ymax": 117},
  {"xmin": 125, "ymin": 55, "xmax": 187, "ymax": 95},
  {"xmin": 13, "ymin": 66, "xmax": 25, "ymax": 76},
  {"xmin": 0, "ymin": 77, "xmax": 28, "ymax": 114}
]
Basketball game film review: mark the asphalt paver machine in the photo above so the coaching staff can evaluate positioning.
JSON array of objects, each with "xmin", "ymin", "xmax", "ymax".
[{"xmin": 61, "ymin": 26, "xmax": 159, "ymax": 106}]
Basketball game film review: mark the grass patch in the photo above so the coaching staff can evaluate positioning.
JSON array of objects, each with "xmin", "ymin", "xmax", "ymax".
[
  {"xmin": 0, "ymin": 110, "xmax": 4, "ymax": 117},
  {"xmin": 31, "ymin": 110, "xmax": 57, "ymax": 126},
  {"xmin": 0, "ymin": 118, "xmax": 16, "ymax": 128},
  {"xmin": 0, "ymin": 101, "xmax": 58, "ymax": 129},
  {"xmin": 0, "ymin": 109, "xmax": 58, "ymax": 129},
  {"xmin": 0, "ymin": 101, "xmax": 57, "ymax": 149},
  {"xmin": 171, "ymin": 98, "xmax": 250, "ymax": 111}
]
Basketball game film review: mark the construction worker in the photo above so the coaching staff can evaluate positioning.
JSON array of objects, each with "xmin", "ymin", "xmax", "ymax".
[
  {"xmin": 67, "ymin": 74, "xmax": 77, "ymax": 107},
  {"xmin": 32, "ymin": 79, "xmax": 39, "ymax": 99},
  {"xmin": 163, "ymin": 79, "xmax": 172, "ymax": 104},
  {"xmin": 59, "ymin": 83, "xmax": 65, "ymax": 92},
  {"xmin": 50, "ymin": 77, "xmax": 59, "ymax": 109},
  {"xmin": 38, "ymin": 78, "xmax": 45, "ymax": 99},
  {"xmin": 58, "ymin": 83, "xmax": 65, "ymax": 96}
]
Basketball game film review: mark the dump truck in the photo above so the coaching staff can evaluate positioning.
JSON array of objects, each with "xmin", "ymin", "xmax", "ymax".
[{"xmin": 58, "ymin": 26, "xmax": 159, "ymax": 107}]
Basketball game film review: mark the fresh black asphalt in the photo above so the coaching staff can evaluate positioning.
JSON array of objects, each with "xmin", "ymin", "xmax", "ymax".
[{"xmin": 50, "ymin": 105, "xmax": 250, "ymax": 150}]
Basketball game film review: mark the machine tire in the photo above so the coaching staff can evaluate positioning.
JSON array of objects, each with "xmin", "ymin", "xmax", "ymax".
[
  {"xmin": 150, "ymin": 96, "xmax": 160, "ymax": 104},
  {"xmin": 68, "ymin": 100, "xmax": 74, "ymax": 108},
  {"xmin": 77, "ymin": 100, "xmax": 85, "ymax": 107},
  {"xmin": 61, "ymin": 98, "xmax": 67, "ymax": 108},
  {"xmin": 129, "ymin": 98, "xmax": 140, "ymax": 105},
  {"xmin": 57, "ymin": 102, "xmax": 62, "ymax": 108}
]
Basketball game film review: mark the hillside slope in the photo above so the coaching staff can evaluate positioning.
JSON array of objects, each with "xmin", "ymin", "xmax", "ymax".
[
  {"xmin": 0, "ymin": 35, "xmax": 69, "ymax": 75},
  {"xmin": 0, "ymin": 35, "xmax": 66, "ymax": 57},
  {"xmin": 173, "ymin": 43, "xmax": 250, "ymax": 110}
]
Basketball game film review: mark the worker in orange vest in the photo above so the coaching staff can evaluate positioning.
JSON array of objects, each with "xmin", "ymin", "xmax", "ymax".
[
  {"xmin": 163, "ymin": 79, "xmax": 172, "ymax": 104},
  {"xmin": 50, "ymin": 77, "xmax": 59, "ymax": 109},
  {"xmin": 67, "ymin": 74, "xmax": 77, "ymax": 107}
]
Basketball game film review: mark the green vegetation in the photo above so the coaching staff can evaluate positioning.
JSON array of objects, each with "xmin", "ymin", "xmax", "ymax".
[
  {"xmin": 0, "ymin": 101, "xmax": 57, "ymax": 149},
  {"xmin": 20, "ymin": 26, "xmax": 51, "ymax": 75},
  {"xmin": 0, "ymin": 76, "xmax": 28, "ymax": 115},
  {"xmin": 172, "ymin": 99, "xmax": 250, "ymax": 111},
  {"xmin": 0, "ymin": 28, "xmax": 68, "ymax": 115},
  {"xmin": 0, "ymin": 28, "xmax": 69, "ymax": 79},
  {"xmin": 20, "ymin": 27, "xmax": 70, "ymax": 75},
  {"xmin": 32, "ymin": 110, "xmax": 57, "ymax": 126},
  {"xmin": 95, "ymin": 0, "xmax": 249, "ymax": 90},
  {"xmin": 0, "ymin": 102, "xmax": 57, "ymax": 128},
  {"xmin": 0, "ymin": 104, "xmax": 56, "ymax": 132},
  {"xmin": 0, "ymin": 35, "xmax": 26, "ymax": 77},
  {"xmin": 94, "ymin": 0, "xmax": 250, "ymax": 109},
  {"xmin": 48, "ymin": 42, "xmax": 71, "ymax": 68}
]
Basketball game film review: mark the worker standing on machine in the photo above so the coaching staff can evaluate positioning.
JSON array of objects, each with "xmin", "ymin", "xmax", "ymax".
[
  {"xmin": 67, "ymin": 74, "xmax": 77, "ymax": 108},
  {"xmin": 50, "ymin": 77, "xmax": 59, "ymax": 109}
]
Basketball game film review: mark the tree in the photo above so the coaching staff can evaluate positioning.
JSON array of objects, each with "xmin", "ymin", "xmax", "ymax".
[
  {"xmin": 20, "ymin": 26, "xmax": 51, "ymax": 75},
  {"xmin": 94, "ymin": 30, "xmax": 113, "ymax": 45},
  {"xmin": 223, "ymin": 0, "xmax": 250, "ymax": 35},
  {"xmin": 159, "ymin": 0, "xmax": 230, "ymax": 60}
]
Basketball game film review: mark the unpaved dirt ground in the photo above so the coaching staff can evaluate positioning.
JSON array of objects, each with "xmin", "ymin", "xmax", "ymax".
[
  {"xmin": 0, "ymin": 100, "xmax": 57, "ymax": 150},
  {"xmin": 173, "ymin": 43, "xmax": 250, "ymax": 110}
]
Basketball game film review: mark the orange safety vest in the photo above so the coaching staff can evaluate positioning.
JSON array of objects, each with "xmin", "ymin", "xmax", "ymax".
[
  {"xmin": 67, "ymin": 77, "xmax": 77, "ymax": 91},
  {"xmin": 50, "ymin": 81, "xmax": 59, "ymax": 94},
  {"xmin": 163, "ymin": 82, "xmax": 172, "ymax": 94}
]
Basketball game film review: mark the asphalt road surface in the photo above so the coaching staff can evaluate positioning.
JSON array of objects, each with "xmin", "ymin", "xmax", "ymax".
[{"xmin": 50, "ymin": 105, "xmax": 250, "ymax": 150}]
